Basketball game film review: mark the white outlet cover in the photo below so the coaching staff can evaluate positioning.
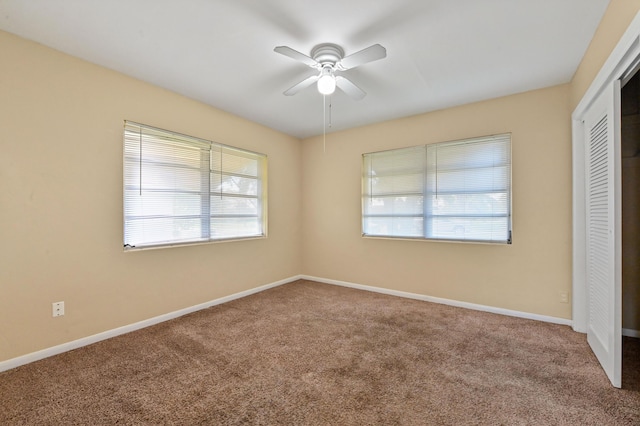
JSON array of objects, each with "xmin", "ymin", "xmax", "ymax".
[{"xmin": 52, "ymin": 301, "xmax": 65, "ymax": 317}]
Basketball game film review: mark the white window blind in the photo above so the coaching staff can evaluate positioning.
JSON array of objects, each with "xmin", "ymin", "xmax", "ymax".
[
  {"xmin": 363, "ymin": 134, "xmax": 511, "ymax": 243},
  {"xmin": 123, "ymin": 121, "xmax": 267, "ymax": 250}
]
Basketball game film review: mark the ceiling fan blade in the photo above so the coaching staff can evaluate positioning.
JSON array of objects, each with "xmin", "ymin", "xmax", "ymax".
[
  {"xmin": 335, "ymin": 76, "xmax": 366, "ymax": 100},
  {"xmin": 284, "ymin": 74, "xmax": 320, "ymax": 96},
  {"xmin": 338, "ymin": 44, "xmax": 387, "ymax": 70},
  {"xmin": 274, "ymin": 46, "xmax": 318, "ymax": 68}
]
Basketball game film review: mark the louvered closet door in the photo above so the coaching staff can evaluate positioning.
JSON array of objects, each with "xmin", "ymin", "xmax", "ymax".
[{"xmin": 584, "ymin": 80, "xmax": 622, "ymax": 388}]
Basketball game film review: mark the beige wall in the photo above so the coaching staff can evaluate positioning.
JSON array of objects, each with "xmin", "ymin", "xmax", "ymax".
[
  {"xmin": 0, "ymin": 31, "xmax": 302, "ymax": 362},
  {"xmin": 570, "ymin": 0, "xmax": 640, "ymax": 109},
  {"xmin": 301, "ymin": 85, "xmax": 573, "ymax": 319}
]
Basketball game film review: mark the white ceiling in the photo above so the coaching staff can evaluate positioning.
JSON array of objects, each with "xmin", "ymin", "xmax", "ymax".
[{"xmin": 0, "ymin": 0, "xmax": 610, "ymax": 139}]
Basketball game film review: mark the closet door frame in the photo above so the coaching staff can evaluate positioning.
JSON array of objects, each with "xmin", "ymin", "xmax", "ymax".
[{"xmin": 572, "ymin": 10, "xmax": 640, "ymax": 388}]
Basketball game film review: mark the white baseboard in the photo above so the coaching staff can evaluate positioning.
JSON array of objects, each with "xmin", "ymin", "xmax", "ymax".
[
  {"xmin": 623, "ymin": 328, "xmax": 640, "ymax": 338},
  {"xmin": 0, "ymin": 275, "xmax": 303, "ymax": 373},
  {"xmin": 301, "ymin": 275, "xmax": 573, "ymax": 327}
]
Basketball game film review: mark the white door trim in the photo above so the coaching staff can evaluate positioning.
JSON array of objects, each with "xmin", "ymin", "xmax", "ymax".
[{"xmin": 572, "ymin": 11, "xmax": 640, "ymax": 334}]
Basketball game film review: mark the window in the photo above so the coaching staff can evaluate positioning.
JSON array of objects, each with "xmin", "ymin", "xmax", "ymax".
[
  {"xmin": 123, "ymin": 121, "xmax": 267, "ymax": 250},
  {"xmin": 362, "ymin": 134, "xmax": 511, "ymax": 243}
]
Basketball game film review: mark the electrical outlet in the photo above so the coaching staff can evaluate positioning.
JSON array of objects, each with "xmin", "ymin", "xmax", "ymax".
[
  {"xmin": 559, "ymin": 292, "xmax": 569, "ymax": 304},
  {"xmin": 52, "ymin": 301, "xmax": 65, "ymax": 317}
]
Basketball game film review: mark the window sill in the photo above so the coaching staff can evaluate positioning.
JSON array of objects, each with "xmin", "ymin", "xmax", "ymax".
[
  {"xmin": 361, "ymin": 234, "xmax": 512, "ymax": 245},
  {"xmin": 123, "ymin": 235, "xmax": 267, "ymax": 252}
]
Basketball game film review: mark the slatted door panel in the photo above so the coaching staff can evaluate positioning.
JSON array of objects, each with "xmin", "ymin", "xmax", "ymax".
[
  {"xmin": 587, "ymin": 114, "xmax": 612, "ymax": 346},
  {"xmin": 584, "ymin": 81, "xmax": 621, "ymax": 388}
]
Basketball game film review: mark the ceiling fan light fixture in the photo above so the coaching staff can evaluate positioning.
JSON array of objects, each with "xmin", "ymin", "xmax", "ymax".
[{"xmin": 317, "ymin": 68, "xmax": 336, "ymax": 95}]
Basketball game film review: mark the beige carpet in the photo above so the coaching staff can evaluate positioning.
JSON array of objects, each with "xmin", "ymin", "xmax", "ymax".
[{"xmin": 1, "ymin": 279, "xmax": 639, "ymax": 425}]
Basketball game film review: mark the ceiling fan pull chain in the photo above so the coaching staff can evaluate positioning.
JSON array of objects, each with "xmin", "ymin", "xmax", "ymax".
[
  {"xmin": 323, "ymin": 94, "xmax": 326, "ymax": 153},
  {"xmin": 329, "ymin": 95, "xmax": 332, "ymax": 128},
  {"xmin": 139, "ymin": 127, "xmax": 143, "ymax": 196}
]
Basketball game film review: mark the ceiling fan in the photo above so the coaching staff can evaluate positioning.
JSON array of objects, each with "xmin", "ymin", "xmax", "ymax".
[{"xmin": 274, "ymin": 43, "xmax": 386, "ymax": 100}]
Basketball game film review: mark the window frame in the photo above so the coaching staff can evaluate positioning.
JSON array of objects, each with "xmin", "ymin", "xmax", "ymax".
[
  {"xmin": 123, "ymin": 121, "xmax": 267, "ymax": 251},
  {"xmin": 362, "ymin": 134, "xmax": 512, "ymax": 244}
]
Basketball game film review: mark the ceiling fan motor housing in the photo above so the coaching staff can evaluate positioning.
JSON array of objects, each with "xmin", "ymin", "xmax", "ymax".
[{"xmin": 311, "ymin": 43, "xmax": 344, "ymax": 68}]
